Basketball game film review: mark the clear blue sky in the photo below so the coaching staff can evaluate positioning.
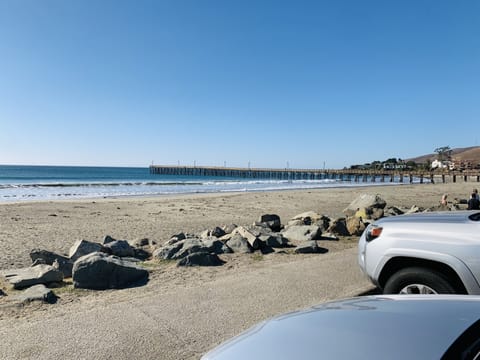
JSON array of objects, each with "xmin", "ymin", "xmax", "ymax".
[{"xmin": 0, "ymin": 0, "xmax": 478, "ymax": 169}]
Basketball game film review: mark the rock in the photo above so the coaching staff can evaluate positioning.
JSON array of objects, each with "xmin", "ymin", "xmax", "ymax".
[
  {"xmin": 294, "ymin": 241, "xmax": 328, "ymax": 254},
  {"xmin": 370, "ymin": 207, "xmax": 384, "ymax": 220},
  {"xmin": 174, "ymin": 239, "xmax": 209, "ymax": 259},
  {"xmin": 291, "ymin": 211, "xmax": 324, "ymax": 224},
  {"xmin": 15, "ymin": 284, "xmax": 57, "ymax": 304},
  {"xmin": 103, "ymin": 240, "xmax": 135, "ymax": 258},
  {"xmin": 222, "ymin": 224, "xmax": 238, "ymax": 234},
  {"xmin": 282, "ymin": 225, "xmax": 322, "ymax": 242},
  {"xmin": 385, "ymin": 206, "xmax": 404, "ymax": 216},
  {"xmin": 257, "ymin": 214, "xmax": 282, "ymax": 232},
  {"xmin": 133, "ymin": 248, "xmax": 151, "ymax": 261},
  {"xmin": 327, "ymin": 218, "xmax": 350, "ymax": 236},
  {"xmin": 153, "ymin": 242, "xmax": 184, "ymax": 260},
  {"xmin": 203, "ymin": 238, "xmax": 230, "ymax": 254},
  {"xmin": 0, "ymin": 289, "xmax": 6, "ymax": 297},
  {"xmin": 129, "ymin": 238, "xmax": 157, "ymax": 248},
  {"xmin": 103, "ymin": 235, "xmax": 116, "ymax": 244},
  {"xmin": 30, "ymin": 249, "xmax": 73, "ymax": 278},
  {"xmin": 287, "ymin": 219, "xmax": 304, "ymax": 227},
  {"xmin": 69, "ymin": 240, "xmax": 106, "ymax": 262},
  {"xmin": 259, "ymin": 234, "xmax": 289, "ymax": 248},
  {"xmin": 225, "ymin": 234, "xmax": 252, "ymax": 253},
  {"xmin": 177, "ymin": 252, "xmax": 224, "ymax": 267},
  {"xmin": 346, "ymin": 216, "xmax": 366, "ymax": 236},
  {"xmin": 1, "ymin": 265, "xmax": 64, "ymax": 290},
  {"xmin": 200, "ymin": 227, "xmax": 226, "ymax": 238},
  {"xmin": 72, "ymin": 252, "xmax": 149, "ymax": 290},
  {"xmin": 231, "ymin": 226, "xmax": 261, "ymax": 250},
  {"xmin": 343, "ymin": 194, "xmax": 387, "ymax": 217},
  {"xmin": 405, "ymin": 205, "xmax": 422, "ymax": 214}
]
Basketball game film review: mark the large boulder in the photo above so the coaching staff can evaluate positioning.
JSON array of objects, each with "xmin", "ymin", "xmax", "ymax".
[
  {"xmin": 200, "ymin": 227, "xmax": 226, "ymax": 239},
  {"xmin": 231, "ymin": 226, "xmax": 261, "ymax": 250},
  {"xmin": 177, "ymin": 252, "xmax": 224, "ymax": 267},
  {"xmin": 15, "ymin": 284, "xmax": 57, "ymax": 304},
  {"xmin": 153, "ymin": 242, "xmax": 184, "ymax": 260},
  {"xmin": 294, "ymin": 241, "xmax": 328, "ymax": 254},
  {"xmin": 343, "ymin": 194, "xmax": 387, "ymax": 218},
  {"xmin": 103, "ymin": 240, "xmax": 135, "ymax": 258},
  {"xmin": 29, "ymin": 249, "xmax": 73, "ymax": 277},
  {"xmin": 256, "ymin": 214, "xmax": 282, "ymax": 232},
  {"xmin": 225, "ymin": 234, "xmax": 252, "ymax": 253},
  {"xmin": 290, "ymin": 211, "xmax": 324, "ymax": 225},
  {"xmin": 327, "ymin": 218, "xmax": 350, "ymax": 236},
  {"xmin": 72, "ymin": 252, "xmax": 148, "ymax": 290},
  {"xmin": 1, "ymin": 265, "xmax": 64, "ymax": 290},
  {"xmin": 69, "ymin": 240, "xmax": 106, "ymax": 262},
  {"xmin": 259, "ymin": 234, "xmax": 289, "ymax": 248},
  {"xmin": 282, "ymin": 225, "xmax": 322, "ymax": 242},
  {"xmin": 346, "ymin": 216, "xmax": 367, "ymax": 236}
]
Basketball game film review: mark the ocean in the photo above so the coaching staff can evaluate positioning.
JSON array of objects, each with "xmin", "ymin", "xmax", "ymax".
[{"xmin": 0, "ymin": 165, "xmax": 410, "ymax": 202}]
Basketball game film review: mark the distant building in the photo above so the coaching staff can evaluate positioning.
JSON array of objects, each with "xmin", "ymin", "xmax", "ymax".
[{"xmin": 431, "ymin": 160, "xmax": 448, "ymax": 169}]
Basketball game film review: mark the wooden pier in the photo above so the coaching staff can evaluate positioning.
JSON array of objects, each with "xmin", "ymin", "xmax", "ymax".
[{"xmin": 149, "ymin": 165, "xmax": 480, "ymax": 184}]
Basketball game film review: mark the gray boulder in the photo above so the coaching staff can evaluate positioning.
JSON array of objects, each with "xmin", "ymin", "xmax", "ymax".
[
  {"xmin": 226, "ymin": 234, "xmax": 252, "ymax": 253},
  {"xmin": 72, "ymin": 252, "xmax": 149, "ymax": 290},
  {"xmin": 256, "ymin": 214, "xmax": 282, "ymax": 232},
  {"xmin": 153, "ymin": 242, "xmax": 184, "ymax": 260},
  {"xmin": 290, "ymin": 211, "xmax": 324, "ymax": 225},
  {"xmin": 30, "ymin": 249, "xmax": 73, "ymax": 278},
  {"xmin": 177, "ymin": 252, "xmax": 224, "ymax": 267},
  {"xmin": 174, "ymin": 239, "xmax": 209, "ymax": 259},
  {"xmin": 294, "ymin": 241, "xmax": 328, "ymax": 254},
  {"xmin": 203, "ymin": 238, "xmax": 231, "ymax": 254},
  {"xmin": 103, "ymin": 240, "xmax": 135, "ymax": 258},
  {"xmin": 69, "ymin": 240, "xmax": 106, "ymax": 261},
  {"xmin": 343, "ymin": 194, "xmax": 387, "ymax": 217},
  {"xmin": 15, "ymin": 284, "xmax": 57, "ymax": 304},
  {"xmin": 200, "ymin": 227, "xmax": 226, "ymax": 239},
  {"xmin": 259, "ymin": 234, "xmax": 289, "ymax": 248},
  {"xmin": 1, "ymin": 264, "xmax": 64, "ymax": 290},
  {"xmin": 231, "ymin": 226, "xmax": 261, "ymax": 250},
  {"xmin": 222, "ymin": 224, "xmax": 238, "ymax": 234},
  {"xmin": 282, "ymin": 225, "xmax": 322, "ymax": 242},
  {"xmin": 327, "ymin": 218, "xmax": 350, "ymax": 236}
]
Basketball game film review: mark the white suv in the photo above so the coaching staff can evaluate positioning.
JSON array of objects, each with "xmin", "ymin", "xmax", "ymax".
[{"xmin": 358, "ymin": 211, "xmax": 480, "ymax": 294}]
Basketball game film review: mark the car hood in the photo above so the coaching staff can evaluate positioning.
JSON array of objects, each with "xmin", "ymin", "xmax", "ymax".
[
  {"xmin": 202, "ymin": 295, "xmax": 480, "ymax": 360},
  {"xmin": 374, "ymin": 210, "xmax": 480, "ymax": 226}
]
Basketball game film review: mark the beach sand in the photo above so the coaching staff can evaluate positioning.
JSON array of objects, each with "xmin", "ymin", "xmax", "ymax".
[
  {"xmin": 0, "ymin": 181, "xmax": 475, "ymax": 271},
  {"xmin": 0, "ymin": 181, "xmax": 478, "ymax": 359}
]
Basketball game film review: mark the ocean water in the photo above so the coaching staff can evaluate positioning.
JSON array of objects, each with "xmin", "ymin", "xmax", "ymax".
[{"xmin": 0, "ymin": 165, "xmax": 408, "ymax": 202}]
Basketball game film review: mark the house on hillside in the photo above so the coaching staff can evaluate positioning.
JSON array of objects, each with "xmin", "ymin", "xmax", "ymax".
[{"xmin": 431, "ymin": 159, "xmax": 449, "ymax": 169}]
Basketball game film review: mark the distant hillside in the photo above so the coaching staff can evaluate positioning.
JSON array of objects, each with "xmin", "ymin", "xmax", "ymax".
[{"xmin": 407, "ymin": 146, "xmax": 480, "ymax": 164}]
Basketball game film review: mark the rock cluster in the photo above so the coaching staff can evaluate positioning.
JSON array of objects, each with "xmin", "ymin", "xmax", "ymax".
[{"xmin": 0, "ymin": 193, "xmax": 455, "ymax": 305}]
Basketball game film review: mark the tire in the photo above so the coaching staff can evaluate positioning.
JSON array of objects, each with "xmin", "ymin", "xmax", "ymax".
[{"xmin": 383, "ymin": 267, "xmax": 457, "ymax": 294}]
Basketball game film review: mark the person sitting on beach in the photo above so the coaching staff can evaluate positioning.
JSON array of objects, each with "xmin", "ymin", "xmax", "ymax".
[
  {"xmin": 440, "ymin": 193, "xmax": 448, "ymax": 206},
  {"xmin": 473, "ymin": 188, "xmax": 479, "ymax": 201},
  {"xmin": 468, "ymin": 192, "xmax": 480, "ymax": 210}
]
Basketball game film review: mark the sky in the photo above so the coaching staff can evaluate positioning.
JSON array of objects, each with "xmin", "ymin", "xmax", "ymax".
[{"xmin": 0, "ymin": 0, "xmax": 479, "ymax": 169}]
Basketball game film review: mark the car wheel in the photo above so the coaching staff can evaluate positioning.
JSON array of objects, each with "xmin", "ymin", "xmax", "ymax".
[{"xmin": 383, "ymin": 267, "xmax": 457, "ymax": 294}]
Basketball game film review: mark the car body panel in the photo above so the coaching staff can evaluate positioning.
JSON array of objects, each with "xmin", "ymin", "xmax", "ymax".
[
  {"xmin": 358, "ymin": 211, "xmax": 480, "ymax": 293},
  {"xmin": 202, "ymin": 295, "xmax": 480, "ymax": 360}
]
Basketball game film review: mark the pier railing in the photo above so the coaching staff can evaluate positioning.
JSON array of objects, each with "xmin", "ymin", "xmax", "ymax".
[{"xmin": 149, "ymin": 165, "xmax": 480, "ymax": 184}]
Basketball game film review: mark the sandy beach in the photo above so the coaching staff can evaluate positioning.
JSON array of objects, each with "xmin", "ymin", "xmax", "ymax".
[
  {"xmin": 0, "ymin": 181, "xmax": 475, "ymax": 271},
  {"xmin": 0, "ymin": 181, "xmax": 478, "ymax": 359}
]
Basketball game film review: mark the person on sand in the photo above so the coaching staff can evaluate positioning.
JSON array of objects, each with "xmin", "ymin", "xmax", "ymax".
[
  {"xmin": 440, "ymin": 194, "xmax": 448, "ymax": 206},
  {"xmin": 473, "ymin": 188, "xmax": 479, "ymax": 201},
  {"xmin": 468, "ymin": 192, "xmax": 480, "ymax": 210}
]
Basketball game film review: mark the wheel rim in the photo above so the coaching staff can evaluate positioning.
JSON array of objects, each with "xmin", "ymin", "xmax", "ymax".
[{"xmin": 399, "ymin": 284, "xmax": 438, "ymax": 294}]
